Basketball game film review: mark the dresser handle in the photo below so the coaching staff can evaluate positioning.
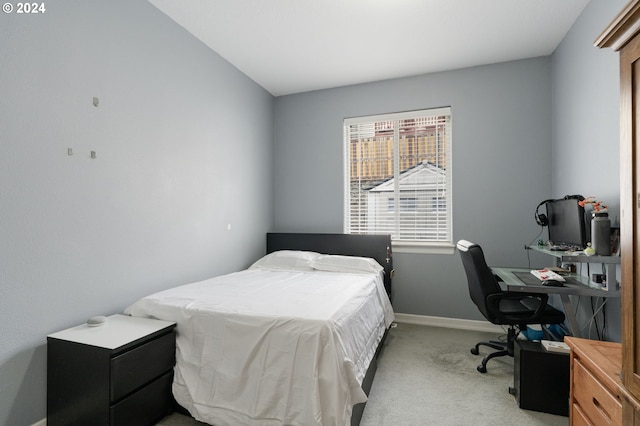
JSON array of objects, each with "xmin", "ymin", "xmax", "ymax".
[{"xmin": 593, "ymin": 397, "xmax": 611, "ymax": 421}]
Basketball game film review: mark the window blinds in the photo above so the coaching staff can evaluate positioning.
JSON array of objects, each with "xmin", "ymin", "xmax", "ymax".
[{"xmin": 344, "ymin": 107, "xmax": 452, "ymax": 243}]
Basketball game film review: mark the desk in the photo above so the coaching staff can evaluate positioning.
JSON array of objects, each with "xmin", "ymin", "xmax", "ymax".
[
  {"xmin": 527, "ymin": 245, "xmax": 620, "ymax": 293},
  {"xmin": 491, "ymin": 267, "xmax": 620, "ymax": 338}
]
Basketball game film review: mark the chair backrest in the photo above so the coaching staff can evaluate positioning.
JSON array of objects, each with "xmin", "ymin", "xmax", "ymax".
[{"xmin": 456, "ymin": 240, "xmax": 503, "ymax": 322}]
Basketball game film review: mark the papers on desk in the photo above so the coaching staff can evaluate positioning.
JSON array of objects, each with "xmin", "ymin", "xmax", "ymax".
[
  {"xmin": 541, "ymin": 340, "xmax": 570, "ymax": 354},
  {"xmin": 530, "ymin": 269, "xmax": 566, "ymax": 282}
]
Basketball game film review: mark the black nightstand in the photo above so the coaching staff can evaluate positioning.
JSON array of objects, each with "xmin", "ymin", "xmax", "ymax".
[{"xmin": 47, "ymin": 314, "xmax": 176, "ymax": 426}]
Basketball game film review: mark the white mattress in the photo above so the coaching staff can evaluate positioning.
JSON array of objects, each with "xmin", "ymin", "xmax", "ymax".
[{"xmin": 124, "ymin": 268, "xmax": 394, "ymax": 426}]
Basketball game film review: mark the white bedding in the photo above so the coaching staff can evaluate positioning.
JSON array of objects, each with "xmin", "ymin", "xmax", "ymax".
[{"xmin": 124, "ymin": 266, "xmax": 394, "ymax": 426}]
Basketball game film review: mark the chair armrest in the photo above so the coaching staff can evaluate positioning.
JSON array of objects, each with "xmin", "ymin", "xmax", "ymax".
[{"xmin": 485, "ymin": 292, "xmax": 550, "ymax": 324}]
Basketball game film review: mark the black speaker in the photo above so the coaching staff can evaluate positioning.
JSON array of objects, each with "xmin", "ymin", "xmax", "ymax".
[{"xmin": 512, "ymin": 340, "xmax": 569, "ymax": 416}]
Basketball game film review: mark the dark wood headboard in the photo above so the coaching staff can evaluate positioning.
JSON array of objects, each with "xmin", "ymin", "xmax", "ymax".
[{"xmin": 266, "ymin": 233, "xmax": 393, "ymax": 299}]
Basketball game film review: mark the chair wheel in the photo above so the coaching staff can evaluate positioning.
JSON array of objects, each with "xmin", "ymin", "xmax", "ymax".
[
  {"xmin": 477, "ymin": 365, "xmax": 487, "ymax": 373},
  {"xmin": 471, "ymin": 348, "xmax": 479, "ymax": 355}
]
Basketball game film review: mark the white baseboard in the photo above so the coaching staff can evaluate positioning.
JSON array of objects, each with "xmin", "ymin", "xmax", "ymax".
[
  {"xmin": 394, "ymin": 313, "xmax": 504, "ymax": 333},
  {"xmin": 31, "ymin": 419, "xmax": 46, "ymax": 426}
]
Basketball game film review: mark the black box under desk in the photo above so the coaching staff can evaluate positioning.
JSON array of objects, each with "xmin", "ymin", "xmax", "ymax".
[{"xmin": 512, "ymin": 340, "xmax": 570, "ymax": 417}]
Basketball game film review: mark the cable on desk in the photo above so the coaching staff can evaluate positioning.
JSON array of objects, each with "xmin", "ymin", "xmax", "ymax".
[
  {"xmin": 525, "ymin": 229, "xmax": 544, "ymax": 270},
  {"xmin": 590, "ymin": 297, "xmax": 601, "ymax": 340},
  {"xmin": 602, "ymin": 300, "xmax": 608, "ymax": 341},
  {"xmin": 582, "ymin": 297, "xmax": 608, "ymax": 340}
]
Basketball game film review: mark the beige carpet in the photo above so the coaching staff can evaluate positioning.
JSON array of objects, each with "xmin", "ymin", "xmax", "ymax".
[{"xmin": 157, "ymin": 323, "xmax": 569, "ymax": 426}]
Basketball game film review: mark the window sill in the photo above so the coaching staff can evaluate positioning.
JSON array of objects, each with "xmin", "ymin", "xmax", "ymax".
[{"xmin": 391, "ymin": 241, "xmax": 455, "ymax": 255}]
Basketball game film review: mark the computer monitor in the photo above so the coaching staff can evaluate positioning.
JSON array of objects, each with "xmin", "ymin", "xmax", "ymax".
[{"xmin": 546, "ymin": 198, "xmax": 587, "ymax": 249}]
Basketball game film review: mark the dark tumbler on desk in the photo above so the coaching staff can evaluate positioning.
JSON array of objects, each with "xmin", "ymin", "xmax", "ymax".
[{"xmin": 591, "ymin": 212, "xmax": 610, "ymax": 256}]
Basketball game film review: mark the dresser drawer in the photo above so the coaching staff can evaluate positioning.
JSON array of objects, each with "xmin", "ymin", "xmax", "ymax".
[
  {"xmin": 573, "ymin": 358, "xmax": 621, "ymax": 425},
  {"xmin": 572, "ymin": 402, "xmax": 593, "ymax": 426},
  {"xmin": 110, "ymin": 330, "xmax": 175, "ymax": 401}
]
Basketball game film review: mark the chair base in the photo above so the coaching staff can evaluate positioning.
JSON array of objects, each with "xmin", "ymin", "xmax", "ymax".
[{"xmin": 471, "ymin": 327, "xmax": 517, "ymax": 373}]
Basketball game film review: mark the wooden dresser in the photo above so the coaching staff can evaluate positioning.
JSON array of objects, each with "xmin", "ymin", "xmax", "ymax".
[
  {"xmin": 566, "ymin": 337, "xmax": 622, "ymax": 425},
  {"xmin": 597, "ymin": 1, "xmax": 640, "ymax": 424}
]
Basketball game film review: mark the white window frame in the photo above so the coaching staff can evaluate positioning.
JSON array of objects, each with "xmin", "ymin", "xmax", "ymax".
[{"xmin": 343, "ymin": 107, "xmax": 454, "ymax": 254}]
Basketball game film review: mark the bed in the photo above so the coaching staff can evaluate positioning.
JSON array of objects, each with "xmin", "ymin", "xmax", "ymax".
[{"xmin": 124, "ymin": 232, "xmax": 394, "ymax": 426}]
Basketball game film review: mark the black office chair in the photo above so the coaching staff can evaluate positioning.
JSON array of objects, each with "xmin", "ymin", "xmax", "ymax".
[{"xmin": 456, "ymin": 240, "xmax": 566, "ymax": 373}]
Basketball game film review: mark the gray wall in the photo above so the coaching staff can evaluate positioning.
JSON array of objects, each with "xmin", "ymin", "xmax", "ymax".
[
  {"xmin": 0, "ymin": 1, "xmax": 274, "ymax": 424},
  {"xmin": 274, "ymin": 57, "xmax": 553, "ymax": 321},
  {"xmin": 273, "ymin": 0, "xmax": 626, "ymax": 338},
  {"xmin": 552, "ymin": 0, "xmax": 622, "ymax": 213},
  {"xmin": 550, "ymin": 0, "xmax": 626, "ymax": 341}
]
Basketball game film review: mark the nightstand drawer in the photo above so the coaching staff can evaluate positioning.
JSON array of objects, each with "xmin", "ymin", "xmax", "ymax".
[
  {"xmin": 110, "ymin": 329, "xmax": 175, "ymax": 401},
  {"xmin": 110, "ymin": 370, "xmax": 173, "ymax": 426},
  {"xmin": 573, "ymin": 358, "xmax": 621, "ymax": 425}
]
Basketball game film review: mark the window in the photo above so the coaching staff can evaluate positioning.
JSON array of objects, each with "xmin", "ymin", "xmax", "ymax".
[
  {"xmin": 344, "ymin": 107, "xmax": 452, "ymax": 252},
  {"xmin": 432, "ymin": 196, "xmax": 446, "ymax": 212},
  {"xmin": 388, "ymin": 197, "xmax": 417, "ymax": 213}
]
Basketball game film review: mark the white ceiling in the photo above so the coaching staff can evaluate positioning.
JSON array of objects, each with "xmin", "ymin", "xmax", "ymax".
[{"xmin": 148, "ymin": 0, "xmax": 590, "ymax": 96}]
